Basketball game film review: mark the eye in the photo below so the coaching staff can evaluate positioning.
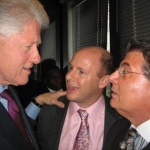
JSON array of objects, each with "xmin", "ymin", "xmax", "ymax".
[
  {"xmin": 118, "ymin": 67, "xmax": 132, "ymax": 77},
  {"xmin": 23, "ymin": 45, "xmax": 32, "ymax": 51},
  {"xmin": 122, "ymin": 69, "xmax": 129, "ymax": 74},
  {"xmin": 79, "ymin": 70, "xmax": 84, "ymax": 74},
  {"xmin": 69, "ymin": 66, "xmax": 73, "ymax": 70}
]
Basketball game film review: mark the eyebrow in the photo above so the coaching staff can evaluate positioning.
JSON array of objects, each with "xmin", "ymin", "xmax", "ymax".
[
  {"xmin": 120, "ymin": 62, "xmax": 130, "ymax": 68},
  {"xmin": 69, "ymin": 62, "xmax": 85, "ymax": 71}
]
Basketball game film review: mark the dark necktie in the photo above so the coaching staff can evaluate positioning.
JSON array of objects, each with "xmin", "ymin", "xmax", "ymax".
[
  {"xmin": 0, "ymin": 89, "xmax": 32, "ymax": 148},
  {"xmin": 119, "ymin": 127, "xmax": 139, "ymax": 150},
  {"xmin": 73, "ymin": 109, "xmax": 90, "ymax": 150}
]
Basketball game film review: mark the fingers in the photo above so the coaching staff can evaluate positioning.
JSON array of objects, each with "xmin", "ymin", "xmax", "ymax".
[
  {"xmin": 51, "ymin": 91, "xmax": 66, "ymax": 108},
  {"xmin": 35, "ymin": 91, "xmax": 67, "ymax": 107},
  {"xmin": 57, "ymin": 91, "xmax": 67, "ymax": 97},
  {"xmin": 53, "ymin": 91, "xmax": 66, "ymax": 108},
  {"xmin": 53, "ymin": 100, "xmax": 65, "ymax": 108}
]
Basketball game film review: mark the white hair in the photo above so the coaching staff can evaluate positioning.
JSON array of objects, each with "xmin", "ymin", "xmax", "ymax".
[{"xmin": 0, "ymin": 0, "xmax": 49, "ymax": 37}]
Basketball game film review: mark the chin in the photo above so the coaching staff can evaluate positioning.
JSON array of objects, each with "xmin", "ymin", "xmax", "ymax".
[
  {"xmin": 110, "ymin": 99, "xmax": 117, "ymax": 109},
  {"xmin": 66, "ymin": 94, "xmax": 71, "ymax": 100},
  {"xmin": 66, "ymin": 94, "xmax": 75, "ymax": 101},
  {"xmin": 17, "ymin": 78, "xmax": 29, "ymax": 86}
]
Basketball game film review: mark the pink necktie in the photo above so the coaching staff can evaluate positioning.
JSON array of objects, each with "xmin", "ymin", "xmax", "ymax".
[
  {"xmin": 73, "ymin": 109, "xmax": 90, "ymax": 150},
  {"xmin": 0, "ymin": 89, "xmax": 32, "ymax": 147}
]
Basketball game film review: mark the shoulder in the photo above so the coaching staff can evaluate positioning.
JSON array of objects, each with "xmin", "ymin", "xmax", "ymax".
[
  {"xmin": 102, "ymin": 117, "xmax": 130, "ymax": 150},
  {"xmin": 39, "ymin": 96, "xmax": 69, "ymax": 118}
]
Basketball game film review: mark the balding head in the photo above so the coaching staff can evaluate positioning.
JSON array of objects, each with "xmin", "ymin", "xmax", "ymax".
[{"xmin": 74, "ymin": 46, "xmax": 113, "ymax": 77}]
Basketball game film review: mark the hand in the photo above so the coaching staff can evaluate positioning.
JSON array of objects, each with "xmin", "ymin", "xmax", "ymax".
[{"xmin": 35, "ymin": 91, "xmax": 66, "ymax": 108}]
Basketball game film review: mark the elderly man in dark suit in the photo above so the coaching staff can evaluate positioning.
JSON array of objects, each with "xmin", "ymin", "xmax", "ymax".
[
  {"xmin": 37, "ymin": 46, "xmax": 121, "ymax": 150},
  {"xmin": 0, "ymin": 0, "xmax": 66, "ymax": 150}
]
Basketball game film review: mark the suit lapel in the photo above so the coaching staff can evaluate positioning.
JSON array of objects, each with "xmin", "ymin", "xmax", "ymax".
[
  {"xmin": 37, "ymin": 96, "xmax": 69, "ymax": 150},
  {"xmin": 102, "ymin": 116, "xmax": 130, "ymax": 150},
  {"xmin": 52, "ymin": 97, "xmax": 69, "ymax": 149},
  {"xmin": 8, "ymin": 85, "xmax": 39, "ymax": 150},
  {"xmin": 143, "ymin": 143, "xmax": 150, "ymax": 150},
  {"xmin": 103, "ymin": 96, "xmax": 121, "ymax": 144},
  {"xmin": 0, "ymin": 102, "xmax": 29, "ymax": 149}
]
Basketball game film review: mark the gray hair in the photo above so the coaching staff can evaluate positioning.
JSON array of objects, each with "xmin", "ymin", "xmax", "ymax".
[{"xmin": 0, "ymin": 0, "xmax": 49, "ymax": 38}]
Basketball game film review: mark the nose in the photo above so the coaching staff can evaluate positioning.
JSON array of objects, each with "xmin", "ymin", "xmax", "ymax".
[
  {"xmin": 66, "ymin": 69, "xmax": 76, "ymax": 82},
  {"xmin": 66, "ymin": 70, "xmax": 71, "ymax": 81},
  {"xmin": 109, "ymin": 70, "xmax": 119, "ymax": 84},
  {"xmin": 30, "ymin": 45, "xmax": 41, "ymax": 64}
]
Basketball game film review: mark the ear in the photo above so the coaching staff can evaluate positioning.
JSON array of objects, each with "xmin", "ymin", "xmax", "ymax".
[{"xmin": 99, "ymin": 75, "xmax": 109, "ymax": 89}]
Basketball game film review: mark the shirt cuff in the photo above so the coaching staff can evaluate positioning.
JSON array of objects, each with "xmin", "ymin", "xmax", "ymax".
[{"xmin": 25, "ymin": 102, "xmax": 41, "ymax": 120}]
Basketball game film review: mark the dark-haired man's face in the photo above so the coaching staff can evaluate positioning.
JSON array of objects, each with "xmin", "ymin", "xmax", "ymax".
[{"xmin": 109, "ymin": 51, "xmax": 150, "ymax": 126}]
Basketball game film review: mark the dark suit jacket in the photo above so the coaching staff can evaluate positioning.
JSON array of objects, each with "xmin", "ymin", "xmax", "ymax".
[
  {"xmin": 37, "ymin": 96, "xmax": 121, "ymax": 150},
  {"xmin": 102, "ymin": 117, "xmax": 150, "ymax": 150},
  {"xmin": 0, "ymin": 85, "xmax": 39, "ymax": 150},
  {"xmin": 14, "ymin": 79, "xmax": 49, "ymax": 108}
]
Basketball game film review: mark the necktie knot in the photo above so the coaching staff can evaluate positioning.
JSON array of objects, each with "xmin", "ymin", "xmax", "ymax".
[
  {"xmin": 0, "ymin": 89, "xmax": 13, "ymax": 102},
  {"xmin": 128, "ymin": 128, "xmax": 139, "ymax": 139},
  {"xmin": 0, "ymin": 89, "xmax": 19, "ymax": 112},
  {"xmin": 119, "ymin": 127, "xmax": 139, "ymax": 150},
  {"xmin": 77, "ymin": 109, "xmax": 88, "ymax": 121}
]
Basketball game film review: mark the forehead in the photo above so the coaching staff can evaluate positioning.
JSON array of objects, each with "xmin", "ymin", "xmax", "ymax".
[
  {"xmin": 71, "ymin": 49, "xmax": 101, "ymax": 67},
  {"xmin": 120, "ymin": 51, "xmax": 145, "ymax": 69},
  {"xmin": 20, "ymin": 19, "xmax": 41, "ymax": 44}
]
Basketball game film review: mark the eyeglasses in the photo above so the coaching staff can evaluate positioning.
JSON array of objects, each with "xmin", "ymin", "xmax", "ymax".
[{"xmin": 117, "ymin": 67, "xmax": 150, "ymax": 77}]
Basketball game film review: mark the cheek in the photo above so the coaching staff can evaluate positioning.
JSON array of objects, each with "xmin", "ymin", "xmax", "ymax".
[
  {"xmin": 119, "ymin": 78, "xmax": 150, "ymax": 103},
  {"xmin": 118, "ymin": 80, "xmax": 135, "ymax": 105}
]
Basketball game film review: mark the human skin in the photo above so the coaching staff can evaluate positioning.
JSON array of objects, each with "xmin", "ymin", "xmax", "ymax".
[
  {"xmin": 0, "ymin": 19, "xmax": 41, "ymax": 86},
  {"xmin": 109, "ymin": 51, "xmax": 150, "ymax": 127},
  {"xmin": 66, "ymin": 47, "xmax": 109, "ymax": 108}
]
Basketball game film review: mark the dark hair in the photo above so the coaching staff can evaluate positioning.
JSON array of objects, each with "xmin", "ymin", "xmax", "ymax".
[
  {"xmin": 127, "ymin": 39, "xmax": 150, "ymax": 79},
  {"xmin": 41, "ymin": 58, "xmax": 60, "ymax": 78},
  {"xmin": 100, "ymin": 52, "xmax": 113, "ymax": 76}
]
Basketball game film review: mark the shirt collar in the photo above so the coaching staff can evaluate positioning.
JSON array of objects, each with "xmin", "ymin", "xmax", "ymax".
[
  {"xmin": 68, "ymin": 95, "xmax": 105, "ymax": 118},
  {"xmin": 48, "ymin": 87, "xmax": 63, "ymax": 92},
  {"xmin": 131, "ymin": 120, "xmax": 150, "ymax": 142},
  {"xmin": 0, "ymin": 85, "xmax": 8, "ymax": 93}
]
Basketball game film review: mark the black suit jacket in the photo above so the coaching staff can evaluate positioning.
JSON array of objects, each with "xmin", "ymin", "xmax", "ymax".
[
  {"xmin": 37, "ymin": 96, "xmax": 121, "ymax": 150},
  {"xmin": 102, "ymin": 117, "xmax": 150, "ymax": 150},
  {"xmin": 14, "ymin": 79, "xmax": 49, "ymax": 108},
  {"xmin": 0, "ymin": 85, "xmax": 39, "ymax": 150}
]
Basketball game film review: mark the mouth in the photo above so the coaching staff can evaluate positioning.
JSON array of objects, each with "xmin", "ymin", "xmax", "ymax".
[
  {"xmin": 23, "ymin": 67, "xmax": 31, "ymax": 74},
  {"xmin": 111, "ymin": 89, "xmax": 118, "ymax": 99},
  {"xmin": 67, "ymin": 84, "xmax": 78, "ymax": 93}
]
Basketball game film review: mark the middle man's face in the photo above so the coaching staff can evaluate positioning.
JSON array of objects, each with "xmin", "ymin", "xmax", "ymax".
[{"xmin": 66, "ymin": 49, "xmax": 103, "ymax": 108}]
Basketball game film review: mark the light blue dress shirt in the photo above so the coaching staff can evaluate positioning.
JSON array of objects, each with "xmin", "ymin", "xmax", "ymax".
[{"xmin": 0, "ymin": 85, "xmax": 40, "ymax": 120}]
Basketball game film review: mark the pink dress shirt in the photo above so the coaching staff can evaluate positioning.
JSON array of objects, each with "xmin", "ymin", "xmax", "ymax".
[{"xmin": 58, "ymin": 95, "xmax": 105, "ymax": 150}]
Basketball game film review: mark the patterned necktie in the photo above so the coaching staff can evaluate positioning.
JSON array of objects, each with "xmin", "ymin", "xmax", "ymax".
[
  {"xmin": 0, "ymin": 89, "xmax": 32, "ymax": 148},
  {"xmin": 119, "ymin": 127, "xmax": 139, "ymax": 150},
  {"xmin": 73, "ymin": 109, "xmax": 90, "ymax": 150}
]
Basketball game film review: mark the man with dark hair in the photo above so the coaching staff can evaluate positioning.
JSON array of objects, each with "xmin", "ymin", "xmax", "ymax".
[{"xmin": 103, "ymin": 39, "xmax": 150, "ymax": 150}]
